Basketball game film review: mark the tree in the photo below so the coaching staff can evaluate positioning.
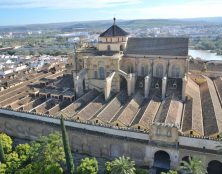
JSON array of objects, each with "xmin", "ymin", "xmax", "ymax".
[
  {"xmin": 60, "ymin": 115, "xmax": 75, "ymax": 174},
  {"xmin": 5, "ymin": 151, "xmax": 21, "ymax": 173},
  {"xmin": 60, "ymin": 116, "xmax": 75, "ymax": 174},
  {"xmin": 135, "ymin": 168, "xmax": 148, "ymax": 174},
  {"xmin": 0, "ymin": 140, "xmax": 5, "ymax": 163},
  {"xmin": 7, "ymin": 50, "xmax": 16, "ymax": 56},
  {"xmin": 0, "ymin": 132, "xmax": 65, "ymax": 174},
  {"xmin": 15, "ymin": 164, "xmax": 34, "ymax": 174},
  {"xmin": 0, "ymin": 133, "xmax": 13, "ymax": 154},
  {"xmin": 19, "ymin": 132, "xmax": 65, "ymax": 174},
  {"xmin": 0, "ymin": 163, "xmax": 6, "ymax": 173},
  {"xmin": 179, "ymin": 157, "xmax": 206, "ymax": 174},
  {"xmin": 161, "ymin": 170, "xmax": 178, "ymax": 174},
  {"xmin": 15, "ymin": 143, "xmax": 31, "ymax": 164},
  {"xmin": 77, "ymin": 157, "xmax": 98, "ymax": 174},
  {"xmin": 104, "ymin": 161, "xmax": 112, "ymax": 174},
  {"xmin": 110, "ymin": 156, "xmax": 136, "ymax": 174}
]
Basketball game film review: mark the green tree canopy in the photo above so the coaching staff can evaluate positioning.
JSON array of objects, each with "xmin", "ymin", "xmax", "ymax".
[
  {"xmin": 161, "ymin": 170, "xmax": 178, "ymax": 174},
  {"xmin": 5, "ymin": 151, "xmax": 21, "ymax": 173},
  {"xmin": 16, "ymin": 132, "xmax": 65, "ymax": 174},
  {"xmin": 77, "ymin": 157, "xmax": 99, "ymax": 174},
  {"xmin": 135, "ymin": 168, "xmax": 148, "ymax": 174},
  {"xmin": 15, "ymin": 143, "xmax": 31, "ymax": 163},
  {"xmin": 0, "ymin": 133, "xmax": 13, "ymax": 154}
]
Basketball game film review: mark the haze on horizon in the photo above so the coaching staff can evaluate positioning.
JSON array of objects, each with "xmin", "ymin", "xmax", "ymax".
[{"xmin": 1, "ymin": 0, "xmax": 222, "ymax": 26}]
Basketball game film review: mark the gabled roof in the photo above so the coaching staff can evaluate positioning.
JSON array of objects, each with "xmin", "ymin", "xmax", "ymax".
[
  {"xmin": 99, "ymin": 24, "xmax": 129, "ymax": 37},
  {"xmin": 125, "ymin": 37, "xmax": 189, "ymax": 57}
]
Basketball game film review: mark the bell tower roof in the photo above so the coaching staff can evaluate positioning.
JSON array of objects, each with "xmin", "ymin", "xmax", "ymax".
[{"xmin": 99, "ymin": 18, "xmax": 129, "ymax": 37}]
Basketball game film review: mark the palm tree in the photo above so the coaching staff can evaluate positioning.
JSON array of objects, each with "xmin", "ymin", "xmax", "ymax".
[
  {"xmin": 179, "ymin": 157, "xmax": 206, "ymax": 174},
  {"xmin": 110, "ymin": 156, "xmax": 135, "ymax": 174}
]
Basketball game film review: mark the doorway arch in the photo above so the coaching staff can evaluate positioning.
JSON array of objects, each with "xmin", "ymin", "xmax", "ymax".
[
  {"xmin": 75, "ymin": 68, "xmax": 87, "ymax": 97},
  {"xmin": 207, "ymin": 160, "xmax": 222, "ymax": 174},
  {"xmin": 127, "ymin": 63, "xmax": 134, "ymax": 74},
  {"xmin": 140, "ymin": 64, "xmax": 149, "ymax": 77},
  {"xmin": 153, "ymin": 150, "xmax": 171, "ymax": 171},
  {"xmin": 156, "ymin": 63, "xmax": 164, "ymax": 77},
  {"xmin": 171, "ymin": 64, "xmax": 180, "ymax": 78},
  {"xmin": 104, "ymin": 70, "xmax": 131, "ymax": 100},
  {"xmin": 120, "ymin": 45, "xmax": 124, "ymax": 51},
  {"xmin": 119, "ymin": 74, "xmax": 127, "ymax": 91},
  {"xmin": 98, "ymin": 66, "xmax": 105, "ymax": 80}
]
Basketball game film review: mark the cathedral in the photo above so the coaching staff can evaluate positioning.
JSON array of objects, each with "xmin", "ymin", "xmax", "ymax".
[
  {"xmin": 73, "ymin": 18, "xmax": 188, "ymax": 102},
  {"xmin": 1, "ymin": 18, "xmax": 222, "ymax": 173}
]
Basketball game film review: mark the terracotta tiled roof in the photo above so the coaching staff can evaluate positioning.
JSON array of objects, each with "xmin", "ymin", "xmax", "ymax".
[
  {"xmin": 204, "ymin": 76, "xmax": 222, "ymax": 136},
  {"xmin": 165, "ymin": 99, "xmax": 183, "ymax": 125},
  {"xmin": 133, "ymin": 98, "xmax": 161, "ymax": 129},
  {"xmin": 58, "ymin": 90, "xmax": 99, "ymax": 117},
  {"xmin": 155, "ymin": 96, "xmax": 172, "ymax": 123},
  {"xmin": 96, "ymin": 91, "xmax": 128, "ymax": 123},
  {"xmin": 183, "ymin": 76, "xmax": 203, "ymax": 135},
  {"xmin": 200, "ymin": 81, "xmax": 218, "ymax": 136},
  {"xmin": 74, "ymin": 94, "xmax": 105, "ymax": 121},
  {"xmin": 116, "ymin": 92, "xmax": 144, "ymax": 126}
]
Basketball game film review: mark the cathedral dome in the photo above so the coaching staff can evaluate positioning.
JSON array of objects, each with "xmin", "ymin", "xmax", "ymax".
[{"xmin": 99, "ymin": 18, "xmax": 129, "ymax": 37}]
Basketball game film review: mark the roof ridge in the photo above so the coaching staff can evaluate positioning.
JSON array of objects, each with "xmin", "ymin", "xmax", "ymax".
[{"xmin": 99, "ymin": 24, "xmax": 129, "ymax": 37}]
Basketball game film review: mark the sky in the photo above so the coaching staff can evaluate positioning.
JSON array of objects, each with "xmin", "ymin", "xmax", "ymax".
[{"xmin": 1, "ymin": 0, "xmax": 222, "ymax": 26}]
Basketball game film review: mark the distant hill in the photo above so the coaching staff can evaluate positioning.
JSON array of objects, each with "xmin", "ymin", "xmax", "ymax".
[
  {"xmin": 180, "ymin": 17, "xmax": 222, "ymax": 23},
  {"xmin": 0, "ymin": 17, "xmax": 222, "ymax": 32}
]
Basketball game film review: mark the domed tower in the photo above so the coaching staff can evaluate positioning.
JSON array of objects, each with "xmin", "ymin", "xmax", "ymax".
[{"xmin": 97, "ymin": 18, "xmax": 129, "ymax": 52}]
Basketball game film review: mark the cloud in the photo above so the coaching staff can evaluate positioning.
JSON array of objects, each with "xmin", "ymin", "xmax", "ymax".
[
  {"xmin": 116, "ymin": 0, "xmax": 222, "ymax": 19},
  {"xmin": 0, "ymin": 0, "xmax": 141, "ymax": 9}
]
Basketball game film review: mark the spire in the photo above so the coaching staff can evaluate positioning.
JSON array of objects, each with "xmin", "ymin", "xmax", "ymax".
[
  {"xmin": 113, "ymin": 17, "xmax": 116, "ymax": 25},
  {"xmin": 99, "ymin": 17, "xmax": 129, "ymax": 37}
]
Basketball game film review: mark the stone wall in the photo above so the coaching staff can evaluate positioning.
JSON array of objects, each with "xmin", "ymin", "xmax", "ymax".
[
  {"xmin": 120, "ymin": 57, "xmax": 186, "ymax": 78},
  {"xmin": 0, "ymin": 109, "xmax": 221, "ymax": 169}
]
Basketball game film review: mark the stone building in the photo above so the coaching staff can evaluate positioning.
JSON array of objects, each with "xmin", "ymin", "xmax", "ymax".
[
  {"xmin": 1, "ymin": 18, "xmax": 222, "ymax": 174},
  {"xmin": 73, "ymin": 18, "xmax": 188, "ymax": 102}
]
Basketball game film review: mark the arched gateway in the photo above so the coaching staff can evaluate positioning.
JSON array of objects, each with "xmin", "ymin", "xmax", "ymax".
[
  {"xmin": 207, "ymin": 160, "xmax": 222, "ymax": 174},
  {"xmin": 153, "ymin": 150, "xmax": 171, "ymax": 173}
]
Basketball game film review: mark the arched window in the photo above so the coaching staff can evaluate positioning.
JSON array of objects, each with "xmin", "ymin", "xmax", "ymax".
[
  {"xmin": 107, "ymin": 45, "xmax": 111, "ymax": 51},
  {"xmin": 141, "ymin": 64, "xmax": 149, "ymax": 76},
  {"xmin": 99, "ymin": 67, "xmax": 105, "ymax": 79},
  {"xmin": 120, "ymin": 45, "xmax": 124, "ymax": 51},
  {"xmin": 127, "ymin": 63, "xmax": 134, "ymax": 73},
  {"xmin": 172, "ymin": 64, "xmax": 180, "ymax": 78},
  {"xmin": 94, "ymin": 71, "xmax": 98, "ymax": 79},
  {"xmin": 156, "ymin": 127, "xmax": 161, "ymax": 135},
  {"xmin": 141, "ymin": 66, "xmax": 145, "ymax": 76},
  {"xmin": 167, "ymin": 129, "xmax": 172, "ymax": 137},
  {"xmin": 156, "ymin": 63, "xmax": 164, "ymax": 77}
]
